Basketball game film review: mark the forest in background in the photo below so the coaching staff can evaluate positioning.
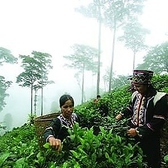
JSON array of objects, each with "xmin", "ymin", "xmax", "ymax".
[{"xmin": 0, "ymin": 0, "xmax": 168, "ymax": 131}]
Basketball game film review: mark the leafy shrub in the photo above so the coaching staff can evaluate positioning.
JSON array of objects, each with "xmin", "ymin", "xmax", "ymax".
[
  {"xmin": 0, "ymin": 74, "xmax": 168, "ymax": 167},
  {"xmin": 43, "ymin": 124, "xmax": 144, "ymax": 168}
]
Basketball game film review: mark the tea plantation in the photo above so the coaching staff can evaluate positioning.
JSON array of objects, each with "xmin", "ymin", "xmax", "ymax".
[{"xmin": 0, "ymin": 75, "xmax": 168, "ymax": 168}]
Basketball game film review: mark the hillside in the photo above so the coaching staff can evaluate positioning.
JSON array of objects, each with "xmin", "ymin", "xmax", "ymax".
[{"xmin": 0, "ymin": 75, "xmax": 168, "ymax": 167}]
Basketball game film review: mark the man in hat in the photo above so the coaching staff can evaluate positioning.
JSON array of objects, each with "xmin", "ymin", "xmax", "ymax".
[{"xmin": 115, "ymin": 70, "xmax": 168, "ymax": 168}]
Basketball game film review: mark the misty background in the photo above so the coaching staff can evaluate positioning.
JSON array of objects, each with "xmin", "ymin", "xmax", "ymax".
[{"xmin": 0, "ymin": 0, "xmax": 168, "ymax": 130}]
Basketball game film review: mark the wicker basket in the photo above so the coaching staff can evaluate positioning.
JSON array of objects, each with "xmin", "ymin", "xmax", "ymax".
[{"xmin": 34, "ymin": 112, "xmax": 60, "ymax": 149}]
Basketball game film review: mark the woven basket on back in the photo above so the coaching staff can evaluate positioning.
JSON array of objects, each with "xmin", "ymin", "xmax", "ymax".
[{"xmin": 34, "ymin": 112, "xmax": 60, "ymax": 149}]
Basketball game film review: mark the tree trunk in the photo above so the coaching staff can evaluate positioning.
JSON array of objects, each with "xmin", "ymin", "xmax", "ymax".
[
  {"xmin": 34, "ymin": 88, "xmax": 37, "ymax": 116},
  {"xmin": 81, "ymin": 65, "xmax": 85, "ymax": 104},
  {"xmin": 108, "ymin": 21, "xmax": 116, "ymax": 92},
  {"xmin": 30, "ymin": 84, "xmax": 33, "ymax": 116},
  {"xmin": 97, "ymin": 0, "xmax": 102, "ymax": 96},
  {"xmin": 41, "ymin": 87, "xmax": 43, "ymax": 116}
]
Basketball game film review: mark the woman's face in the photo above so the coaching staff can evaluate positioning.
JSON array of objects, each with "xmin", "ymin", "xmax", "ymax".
[
  {"xmin": 134, "ymin": 84, "xmax": 148, "ymax": 95},
  {"xmin": 61, "ymin": 99, "xmax": 74, "ymax": 119}
]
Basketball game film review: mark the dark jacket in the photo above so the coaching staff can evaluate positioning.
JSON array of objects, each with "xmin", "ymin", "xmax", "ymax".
[
  {"xmin": 121, "ymin": 87, "xmax": 168, "ymax": 167},
  {"xmin": 44, "ymin": 113, "xmax": 80, "ymax": 142},
  {"xmin": 122, "ymin": 87, "xmax": 168, "ymax": 138}
]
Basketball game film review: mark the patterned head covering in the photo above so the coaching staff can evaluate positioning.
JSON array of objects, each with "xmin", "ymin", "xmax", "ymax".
[
  {"xmin": 59, "ymin": 94, "xmax": 74, "ymax": 107},
  {"xmin": 132, "ymin": 70, "xmax": 153, "ymax": 85}
]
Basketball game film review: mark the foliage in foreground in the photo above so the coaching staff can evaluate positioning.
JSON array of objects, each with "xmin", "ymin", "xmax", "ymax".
[
  {"xmin": 0, "ymin": 123, "xmax": 145, "ymax": 168},
  {"xmin": 0, "ymin": 74, "xmax": 168, "ymax": 167},
  {"xmin": 0, "ymin": 86, "xmax": 144, "ymax": 168}
]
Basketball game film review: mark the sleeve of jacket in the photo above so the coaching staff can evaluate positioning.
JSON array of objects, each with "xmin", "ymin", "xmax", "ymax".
[
  {"xmin": 137, "ymin": 95, "xmax": 168, "ymax": 138},
  {"xmin": 44, "ymin": 118, "xmax": 61, "ymax": 142},
  {"xmin": 121, "ymin": 91, "xmax": 138, "ymax": 118},
  {"xmin": 121, "ymin": 102, "xmax": 133, "ymax": 118},
  {"xmin": 76, "ymin": 114, "xmax": 80, "ymax": 124}
]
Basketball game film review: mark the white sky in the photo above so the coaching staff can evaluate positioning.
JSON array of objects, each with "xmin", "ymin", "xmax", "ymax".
[
  {"xmin": 0, "ymin": 0, "xmax": 168, "ymax": 128},
  {"xmin": 1, "ymin": 0, "xmax": 168, "ymax": 75}
]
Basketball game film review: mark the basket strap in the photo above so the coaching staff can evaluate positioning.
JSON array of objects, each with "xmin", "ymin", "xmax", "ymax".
[{"xmin": 57, "ymin": 116, "xmax": 63, "ymax": 134}]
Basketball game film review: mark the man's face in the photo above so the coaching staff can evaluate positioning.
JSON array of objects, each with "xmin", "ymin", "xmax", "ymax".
[{"xmin": 134, "ymin": 84, "xmax": 148, "ymax": 95}]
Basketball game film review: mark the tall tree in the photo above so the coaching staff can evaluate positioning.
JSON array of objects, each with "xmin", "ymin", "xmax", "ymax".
[
  {"xmin": 32, "ymin": 51, "xmax": 53, "ymax": 116},
  {"xmin": 16, "ymin": 51, "xmax": 53, "ymax": 117},
  {"xmin": 75, "ymin": 0, "xmax": 105, "ymax": 95},
  {"xmin": 0, "ymin": 47, "xmax": 17, "ymax": 112},
  {"xmin": 103, "ymin": 0, "xmax": 145, "ymax": 92},
  {"xmin": 16, "ymin": 56, "xmax": 41, "ymax": 117},
  {"xmin": 119, "ymin": 18, "xmax": 149, "ymax": 71},
  {"xmin": 137, "ymin": 41, "xmax": 168, "ymax": 74},
  {"xmin": 64, "ymin": 44, "xmax": 99, "ymax": 103}
]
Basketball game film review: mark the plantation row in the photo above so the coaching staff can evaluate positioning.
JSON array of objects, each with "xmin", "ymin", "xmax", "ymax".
[{"xmin": 0, "ymin": 75, "xmax": 168, "ymax": 167}]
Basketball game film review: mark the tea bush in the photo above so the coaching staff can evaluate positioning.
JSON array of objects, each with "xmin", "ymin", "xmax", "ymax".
[{"xmin": 0, "ymin": 74, "xmax": 168, "ymax": 167}]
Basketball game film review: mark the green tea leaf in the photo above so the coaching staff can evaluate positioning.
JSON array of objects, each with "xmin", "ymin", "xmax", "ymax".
[
  {"xmin": 164, "ymin": 154, "xmax": 168, "ymax": 163},
  {"xmin": 43, "ymin": 142, "xmax": 50, "ymax": 149},
  {"xmin": 0, "ymin": 152, "xmax": 10, "ymax": 167}
]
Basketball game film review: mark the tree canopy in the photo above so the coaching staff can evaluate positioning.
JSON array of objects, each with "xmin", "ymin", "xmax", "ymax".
[
  {"xmin": 119, "ymin": 18, "xmax": 150, "ymax": 70},
  {"xmin": 137, "ymin": 41, "xmax": 168, "ymax": 74},
  {"xmin": 0, "ymin": 47, "xmax": 17, "ymax": 66},
  {"xmin": 16, "ymin": 51, "xmax": 53, "ymax": 116},
  {"xmin": 0, "ymin": 76, "xmax": 12, "ymax": 112},
  {"xmin": 64, "ymin": 44, "xmax": 98, "ymax": 73},
  {"xmin": 0, "ymin": 47, "xmax": 17, "ymax": 112},
  {"xmin": 64, "ymin": 44, "xmax": 99, "ymax": 103}
]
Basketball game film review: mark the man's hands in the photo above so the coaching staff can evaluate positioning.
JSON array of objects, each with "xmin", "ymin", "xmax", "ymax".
[
  {"xmin": 115, "ymin": 113, "xmax": 139, "ymax": 138},
  {"xmin": 127, "ymin": 128, "xmax": 137, "ymax": 137},
  {"xmin": 48, "ymin": 136, "xmax": 62, "ymax": 151}
]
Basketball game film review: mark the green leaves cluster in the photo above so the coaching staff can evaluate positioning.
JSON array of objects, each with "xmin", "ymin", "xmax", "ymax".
[
  {"xmin": 0, "ymin": 74, "xmax": 168, "ymax": 167},
  {"xmin": 16, "ymin": 51, "xmax": 53, "ymax": 88},
  {"xmin": 137, "ymin": 41, "xmax": 168, "ymax": 73},
  {"xmin": 62, "ymin": 124, "xmax": 143, "ymax": 168},
  {"xmin": 0, "ymin": 47, "xmax": 17, "ymax": 66},
  {"xmin": 0, "ymin": 124, "xmax": 40, "ymax": 168},
  {"xmin": 16, "ymin": 51, "xmax": 53, "ymax": 116},
  {"xmin": 152, "ymin": 74, "xmax": 168, "ymax": 92},
  {"xmin": 0, "ymin": 85, "xmax": 143, "ymax": 168}
]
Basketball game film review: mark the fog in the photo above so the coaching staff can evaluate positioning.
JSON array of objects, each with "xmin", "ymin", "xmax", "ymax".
[{"xmin": 0, "ymin": 0, "xmax": 168, "ymax": 130}]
